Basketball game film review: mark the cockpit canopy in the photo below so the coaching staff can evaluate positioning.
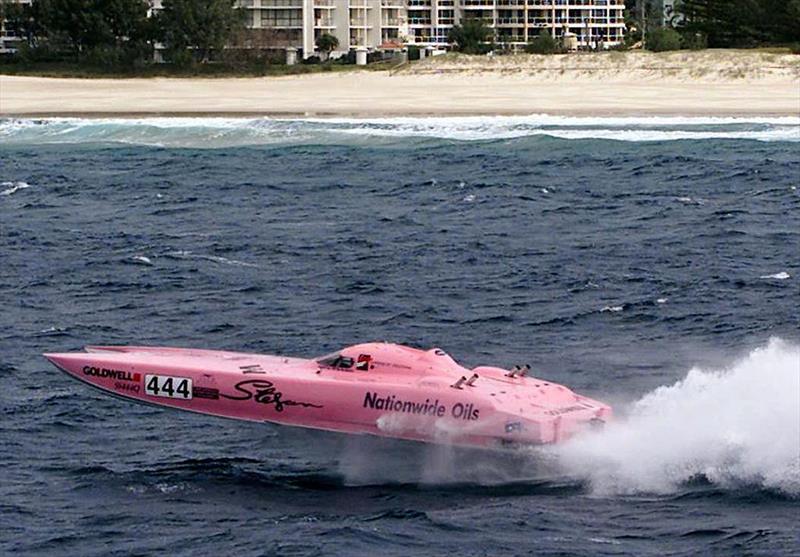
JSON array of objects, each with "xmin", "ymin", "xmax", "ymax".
[
  {"xmin": 316, "ymin": 343, "xmax": 463, "ymax": 375},
  {"xmin": 317, "ymin": 353, "xmax": 355, "ymax": 370}
]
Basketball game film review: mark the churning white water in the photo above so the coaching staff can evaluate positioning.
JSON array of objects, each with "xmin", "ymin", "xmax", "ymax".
[
  {"xmin": 1, "ymin": 115, "xmax": 798, "ymax": 147},
  {"xmin": 552, "ymin": 337, "xmax": 800, "ymax": 496}
]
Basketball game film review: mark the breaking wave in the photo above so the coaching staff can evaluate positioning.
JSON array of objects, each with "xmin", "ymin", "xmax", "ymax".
[
  {"xmin": 1, "ymin": 115, "xmax": 798, "ymax": 147},
  {"xmin": 552, "ymin": 337, "xmax": 800, "ymax": 497}
]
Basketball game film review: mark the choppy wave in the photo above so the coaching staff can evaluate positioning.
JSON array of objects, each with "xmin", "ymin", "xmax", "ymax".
[
  {"xmin": 552, "ymin": 338, "xmax": 800, "ymax": 497},
  {"xmin": 1, "ymin": 115, "xmax": 798, "ymax": 147},
  {"xmin": 0, "ymin": 181, "xmax": 32, "ymax": 196}
]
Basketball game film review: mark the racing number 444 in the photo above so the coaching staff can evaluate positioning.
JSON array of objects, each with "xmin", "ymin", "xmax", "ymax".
[{"xmin": 145, "ymin": 375, "xmax": 193, "ymax": 400}]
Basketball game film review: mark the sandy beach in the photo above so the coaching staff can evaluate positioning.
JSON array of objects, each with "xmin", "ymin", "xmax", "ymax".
[{"xmin": 1, "ymin": 50, "xmax": 798, "ymax": 117}]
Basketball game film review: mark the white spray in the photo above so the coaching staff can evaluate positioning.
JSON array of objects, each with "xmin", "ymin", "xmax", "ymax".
[
  {"xmin": 332, "ymin": 338, "xmax": 799, "ymax": 494},
  {"xmin": 551, "ymin": 337, "xmax": 800, "ymax": 496}
]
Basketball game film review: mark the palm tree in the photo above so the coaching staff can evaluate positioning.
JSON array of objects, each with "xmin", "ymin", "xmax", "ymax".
[{"xmin": 315, "ymin": 33, "xmax": 339, "ymax": 61}]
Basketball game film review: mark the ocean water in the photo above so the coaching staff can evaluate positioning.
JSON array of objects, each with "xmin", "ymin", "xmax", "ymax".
[{"xmin": 1, "ymin": 115, "xmax": 799, "ymax": 556}]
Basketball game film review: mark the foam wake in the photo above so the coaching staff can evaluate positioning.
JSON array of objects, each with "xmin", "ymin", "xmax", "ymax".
[
  {"xmin": 1, "ymin": 115, "xmax": 798, "ymax": 147},
  {"xmin": 551, "ymin": 337, "xmax": 800, "ymax": 496}
]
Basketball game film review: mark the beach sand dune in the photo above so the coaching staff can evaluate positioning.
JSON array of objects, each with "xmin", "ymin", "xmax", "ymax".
[{"xmin": 1, "ymin": 50, "xmax": 798, "ymax": 117}]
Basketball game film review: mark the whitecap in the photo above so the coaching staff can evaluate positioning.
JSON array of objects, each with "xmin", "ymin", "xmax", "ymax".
[
  {"xmin": 0, "ymin": 181, "xmax": 31, "ymax": 196},
  {"xmin": 675, "ymin": 196, "xmax": 703, "ymax": 205},
  {"xmin": 163, "ymin": 250, "xmax": 258, "ymax": 268},
  {"xmin": 760, "ymin": 271, "xmax": 790, "ymax": 280},
  {"xmin": 600, "ymin": 305, "xmax": 624, "ymax": 313},
  {"xmin": 131, "ymin": 256, "xmax": 153, "ymax": 266}
]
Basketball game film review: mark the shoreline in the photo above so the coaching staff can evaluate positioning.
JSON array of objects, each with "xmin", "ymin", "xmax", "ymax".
[
  {"xmin": 2, "ymin": 51, "xmax": 798, "ymax": 119},
  {"xmin": 4, "ymin": 109, "xmax": 799, "ymax": 118}
]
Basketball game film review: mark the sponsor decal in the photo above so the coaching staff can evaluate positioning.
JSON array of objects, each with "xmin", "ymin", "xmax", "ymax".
[
  {"xmin": 114, "ymin": 381, "xmax": 140, "ymax": 394},
  {"xmin": 145, "ymin": 374, "xmax": 192, "ymax": 400},
  {"xmin": 192, "ymin": 386, "xmax": 220, "ymax": 400},
  {"xmin": 83, "ymin": 366, "xmax": 140, "ymax": 382},
  {"xmin": 363, "ymin": 392, "xmax": 480, "ymax": 421},
  {"xmin": 239, "ymin": 364, "xmax": 266, "ymax": 375},
  {"xmin": 372, "ymin": 360, "xmax": 412, "ymax": 370},
  {"xmin": 545, "ymin": 405, "xmax": 587, "ymax": 416},
  {"xmin": 220, "ymin": 380, "xmax": 322, "ymax": 412}
]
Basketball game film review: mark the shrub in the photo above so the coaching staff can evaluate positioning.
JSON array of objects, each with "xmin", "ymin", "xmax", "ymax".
[
  {"xmin": 646, "ymin": 27, "xmax": 682, "ymax": 52},
  {"xmin": 681, "ymin": 31, "xmax": 707, "ymax": 50},
  {"xmin": 337, "ymin": 50, "xmax": 356, "ymax": 64},
  {"xmin": 165, "ymin": 48, "xmax": 195, "ymax": 67},
  {"xmin": 447, "ymin": 19, "xmax": 493, "ymax": 55},
  {"xmin": 525, "ymin": 31, "xmax": 559, "ymax": 54},
  {"xmin": 367, "ymin": 51, "xmax": 384, "ymax": 63}
]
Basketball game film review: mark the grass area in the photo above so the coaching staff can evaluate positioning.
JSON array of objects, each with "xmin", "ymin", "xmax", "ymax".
[
  {"xmin": 406, "ymin": 48, "xmax": 800, "ymax": 79},
  {"xmin": 3, "ymin": 48, "xmax": 795, "ymax": 79},
  {"xmin": 0, "ymin": 59, "xmax": 398, "ymax": 78}
]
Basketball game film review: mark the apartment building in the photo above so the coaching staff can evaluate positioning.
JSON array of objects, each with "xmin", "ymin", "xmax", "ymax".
[
  {"xmin": 238, "ymin": 0, "xmax": 625, "ymax": 57},
  {"xmin": 405, "ymin": 0, "xmax": 625, "ymax": 49},
  {"xmin": 1, "ymin": 0, "xmax": 623, "ymax": 58}
]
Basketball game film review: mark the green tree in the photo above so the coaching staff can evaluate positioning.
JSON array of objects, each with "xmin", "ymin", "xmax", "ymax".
[
  {"xmin": 646, "ymin": 26, "xmax": 682, "ymax": 50},
  {"xmin": 676, "ymin": 0, "xmax": 800, "ymax": 46},
  {"xmin": 1, "ymin": 0, "xmax": 46, "ymax": 48},
  {"xmin": 315, "ymin": 33, "xmax": 339, "ymax": 61},
  {"xmin": 447, "ymin": 18, "xmax": 493, "ymax": 54},
  {"xmin": 525, "ymin": 31, "xmax": 559, "ymax": 54},
  {"xmin": 24, "ymin": 0, "xmax": 150, "ymax": 60},
  {"xmin": 155, "ymin": 0, "xmax": 243, "ymax": 64}
]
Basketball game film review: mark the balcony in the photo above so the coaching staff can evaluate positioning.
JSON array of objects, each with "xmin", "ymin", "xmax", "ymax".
[
  {"xmin": 496, "ymin": 16, "xmax": 525, "ymax": 25},
  {"xmin": 408, "ymin": 18, "xmax": 433, "ymax": 25},
  {"xmin": 382, "ymin": 17, "xmax": 400, "ymax": 25},
  {"xmin": 525, "ymin": 1, "xmax": 623, "ymax": 5},
  {"xmin": 497, "ymin": 34, "xmax": 525, "ymax": 42},
  {"xmin": 261, "ymin": 22, "xmax": 304, "ymax": 28},
  {"xmin": 461, "ymin": 0, "xmax": 495, "ymax": 6},
  {"xmin": 255, "ymin": 0, "xmax": 303, "ymax": 7}
]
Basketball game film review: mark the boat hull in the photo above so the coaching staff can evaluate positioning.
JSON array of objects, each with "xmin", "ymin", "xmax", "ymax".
[{"xmin": 44, "ymin": 344, "xmax": 612, "ymax": 449}]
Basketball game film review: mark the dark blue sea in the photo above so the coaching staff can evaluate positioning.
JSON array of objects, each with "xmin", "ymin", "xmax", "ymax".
[{"xmin": 1, "ymin": 116, "xmax": 799, "ymax": 556}]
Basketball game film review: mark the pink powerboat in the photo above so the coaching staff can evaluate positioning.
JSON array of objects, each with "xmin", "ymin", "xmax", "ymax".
[{"xmin": 44, "ymin": 342, "xmax": 611, "ymax": 449}]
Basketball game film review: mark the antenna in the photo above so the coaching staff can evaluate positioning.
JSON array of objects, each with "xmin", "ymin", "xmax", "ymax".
[
  {"xmin": 465, "ymin": 373, "xmax": 479, "ymax": 386},
  {"xmin": 451, "ymin": 376, "xmax": 467, "ymax": 389}
]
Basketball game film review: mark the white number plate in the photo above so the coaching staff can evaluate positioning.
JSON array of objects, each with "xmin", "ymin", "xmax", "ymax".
[{"xmin": 145, "ymin": 374, "xmax": 192, "ymax": 400}]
